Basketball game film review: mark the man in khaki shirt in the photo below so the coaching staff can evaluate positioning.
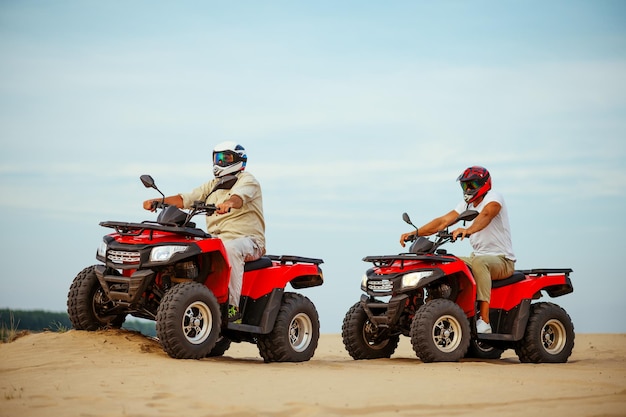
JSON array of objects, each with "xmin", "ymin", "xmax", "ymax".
[{"xmin": 143, "ymin": 142, "xmax": 265, "ymax": 321}]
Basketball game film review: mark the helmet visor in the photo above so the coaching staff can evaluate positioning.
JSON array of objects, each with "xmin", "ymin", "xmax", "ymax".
[
  {"xmin": 460, "ymin": 179, "xmax": 482, "ymax": 192},
  {"xmin": 213, "ymin": 151, "xmax": 236, "ymax": 167}
]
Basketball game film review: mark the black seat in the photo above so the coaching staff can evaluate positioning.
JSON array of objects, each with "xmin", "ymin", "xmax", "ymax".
[
  {"xmin": 244, "ymin": 256, "xmax": 273, "ymax": 272},
  {"xmin": 492, "ymin": 271, "xmax": 526, "ymax": 289}
]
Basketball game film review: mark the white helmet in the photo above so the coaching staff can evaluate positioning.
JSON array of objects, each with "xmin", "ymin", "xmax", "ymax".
[{"xmin": 212, "ymin": 141, "xmax": 247, "ymax": 177}]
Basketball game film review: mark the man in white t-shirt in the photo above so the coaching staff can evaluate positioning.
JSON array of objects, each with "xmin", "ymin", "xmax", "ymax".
[
  {"xmin": 400, "ymin": 166, "xmax": 515, "ymax": 334},
  {"xmin": 143, "ymin": 141, "xmax": 265, "ymax": 323}
]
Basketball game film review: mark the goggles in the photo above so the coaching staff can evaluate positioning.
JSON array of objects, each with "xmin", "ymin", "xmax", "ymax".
[
  {"xmin": 213, "ymin": 151, "xmax": 236, "ymax": 167},
  {"xmin": 460, "ymin": 179, "xmax": 483, "ymax": 192}
]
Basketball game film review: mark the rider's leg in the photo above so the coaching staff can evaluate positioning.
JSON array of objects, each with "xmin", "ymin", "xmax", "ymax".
[
  {"xmin": 471, "ymin": 255, "xmax": 516, "ymax": 324},
  {"xmin": 223, "ymin": 237, "xmax": 264, "ymax": 307}
]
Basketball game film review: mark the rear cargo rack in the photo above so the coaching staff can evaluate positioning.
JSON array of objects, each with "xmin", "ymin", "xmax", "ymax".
[
  {"xmin": 518, "ymin": 268, "xmax": 573, "ymax": 276},
  {"xmin": 267, "ymin": 255, "xmax": 324, "ymax": 265}
]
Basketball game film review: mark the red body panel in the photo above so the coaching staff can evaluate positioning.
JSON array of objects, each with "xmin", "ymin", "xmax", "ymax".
[
  {"xmin": 372, "ymin": 255, "xmax": 571, "ymax": 319},
  {"xmin": 242, "ymin": 263, "xmax": 322, "ymax": 299},
  {"xmin": 107, "ymin": 230, "xmax": 321, "ymax": 305},
  {"xmin": 490, "ymin": 274, "xmax": 569, "ymax": 311}
]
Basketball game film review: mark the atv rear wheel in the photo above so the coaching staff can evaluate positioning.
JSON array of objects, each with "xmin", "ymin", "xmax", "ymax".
[
  {"xmin": 67, "ymin": 266, "xmax": 126, "ymax": 330},
  {"xmin": 515, "ymin": 302, "xmax": 574, "ymax": 363},
  {"xmin": 342, "ymin": 301, "xmax": 400, "ymax": 360},
  {"xmin": 410, "ymin": 299, "xmax": 470, "ymax": 362},
  {"xmin": 257, "ymin": 292, "xmax": 320, "ymax": 363},
  {"xmin": 156, "ymin": 282, "xmax": 221, "ymax": 359}
]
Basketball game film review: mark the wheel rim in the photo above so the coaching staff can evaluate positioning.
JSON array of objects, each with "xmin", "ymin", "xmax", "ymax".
[
  {"xmin": 432, "ymin": 314, "xmax": 463, "ymax": 353},
  {"xmin": 475, "ymin": 340, "xmax": 496, "ymax": 353},
  {"xmin": 541, "ymin": 319, "xmax": 567, "ymax": 355},
  {"xmin": 289, "ymin": 313, "xmax": 313, "ymax": 352},
  {"xmin": 182, "ymin": 301, "xmax": 213, "ymax": 345},
  {"xmin": 92, "ymin": 287, "xmax": 116, "ymax": 323},
  {"xmin": 362, "ymin": 320, "xmax": 390, "ymax": 350}
]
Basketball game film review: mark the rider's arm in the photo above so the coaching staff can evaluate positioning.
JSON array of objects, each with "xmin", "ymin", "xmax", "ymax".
[
  {"xmin": 142, "ymin": 195, "xmax": 184, "ymax": 211},
  {"xmin": 452, "ymin": 201, "xmax": 501, "ymax": 240},
  {"xmin": 216, "ymin": 194, "xmax": 243, "ymax": 214},
  {"xmin": 400, "ymin": 210, "xmax": 459, "ymax": 247}
]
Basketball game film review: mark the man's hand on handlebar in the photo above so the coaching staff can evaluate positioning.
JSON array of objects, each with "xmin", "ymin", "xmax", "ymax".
[
  {"xmin": 400, "ymin": 232, "xmax": 417, "ymax": 247},
  {"xmin": 452, "ymin": 227, "xmax": 470, "ymax": 241},
  {"xmin": 216, "ymin": 202, "xmax": 234, "ymax": 215},
  {"xmin": 143, "ymin": 199, "xmax": 159, "ymax": 212}
]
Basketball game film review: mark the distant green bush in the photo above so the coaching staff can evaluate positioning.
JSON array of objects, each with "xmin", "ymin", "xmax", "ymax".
[{"xmin": 0, "ymin": 309, "xmax": 156, "ymax": 341}]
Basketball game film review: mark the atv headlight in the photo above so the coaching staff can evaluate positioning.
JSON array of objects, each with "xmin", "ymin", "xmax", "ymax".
[
  {"xmin": 360, "ymin": 274, "xmax": 368, "ymax": 291},
  {"xmin": 150, "ymin": 245, "xmax": 188, "ymax": 262},
  {"xmin": 401, "ymin": 270, "xmax": 434, "ymax": 289},
  {"xmin": 97, "ymin": 241, "xmax": 107, "ymax": 258}
]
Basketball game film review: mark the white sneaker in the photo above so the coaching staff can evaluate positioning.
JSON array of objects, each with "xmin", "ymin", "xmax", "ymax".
[{"xmin": 476, "ymin": 317, "xmax": 492, "ymax": 334}]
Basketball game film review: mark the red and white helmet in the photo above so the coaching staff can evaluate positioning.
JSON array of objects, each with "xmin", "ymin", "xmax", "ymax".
[
  {"xmin": 457, "ymin": 166, "xmax": 492, "ymax": 203},
  {"xmin": 212, "ymin": 141, "xmax": 247, "ymax": 178}
]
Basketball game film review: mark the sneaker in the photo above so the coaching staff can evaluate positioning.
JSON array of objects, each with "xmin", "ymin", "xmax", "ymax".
[
  {"xmin": 228, "ymin": 305, "xmax": 241, "ymax": 323},
  {"xmin": 476, "ymin": 317, "xmax": 492, "ymax": 334}
]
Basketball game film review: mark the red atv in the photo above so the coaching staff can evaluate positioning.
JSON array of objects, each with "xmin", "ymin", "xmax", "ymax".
[
  {"xmin": 67, "ymin": 175, "xmax": 324, "ymax": 362},
  {"xmin": 342, "ymin": 210, "xmax": 574, "ymax": 363}
]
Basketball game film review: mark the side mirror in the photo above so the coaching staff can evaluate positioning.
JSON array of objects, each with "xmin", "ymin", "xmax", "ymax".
[
  {"xmin": 402, "ymin": 212, "xmax": 411, "ymax": 225},
  {"xmin": 140, "ymin": 175, "xmax": 156, "ymax": 189},
  {"xmin": 456, "ymin": 210, "xmax": 479, "ymax": 223}
]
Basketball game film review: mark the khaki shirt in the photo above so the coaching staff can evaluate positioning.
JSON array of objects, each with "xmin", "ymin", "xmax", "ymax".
[{"xmin": 179, "ymin": 171, "xmax": 265, "ymax": 250}]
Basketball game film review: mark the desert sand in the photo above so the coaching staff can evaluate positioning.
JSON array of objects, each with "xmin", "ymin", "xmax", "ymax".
[{"xmin": 1, "ymin": 330, "xmax": 625, "ymax": 417}]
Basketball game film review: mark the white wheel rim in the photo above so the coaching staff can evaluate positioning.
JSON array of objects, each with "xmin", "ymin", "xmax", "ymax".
[
  {"xmin": 182, "ymin": 301, "xmax": 213, "ymax": 345},
  {"xmin": 542, "ymin": 319, "xmax": 567, "ymax": 355},
  {"xmin": 432, "ymin": 314, "xmax": 463, "ymax": 353},
  {"xmin": 289, "ymin": 313, "xmax": 313, "ymax": 352}
]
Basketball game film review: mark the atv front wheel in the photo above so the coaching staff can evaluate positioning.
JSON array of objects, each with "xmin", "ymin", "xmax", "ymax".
[
  {"xmin": 515, "ymin": 302, "xmax": 574, "ymax": 363},
  {"xmin": 342, "ymin": 301, "xmax": 400, "ymax": 360},
  {"xmin": 257, "ymin": 292, "xmax": 320, "ymax": 363},
  {"xmin": 410, "ymin": 299, "xmax": 470, "ymax": 362},
  {"xmin": 206, "ymin": 336, "xmax": 232, "ymax": 357},
  {"xmin": 466, "ymin": 338, "xmax": 504, "ymax": 360},
  {"xmin": 156, "ymin": 282, "xmax": 221, "ymax": 359},
  {"xmin": 67, "ymin": 266, "xmax": 126, "ymax": 330}
]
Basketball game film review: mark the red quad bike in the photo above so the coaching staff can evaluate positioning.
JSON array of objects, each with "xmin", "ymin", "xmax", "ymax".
[
  {"xmin": 342, "ymin": 210, "xmax": 575, "ymax": 363},
  {"xmin": 67, "ymin": 174, "xmax": 324, "ymax": 362}
]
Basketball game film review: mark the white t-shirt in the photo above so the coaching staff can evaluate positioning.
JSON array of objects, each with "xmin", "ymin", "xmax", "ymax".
[{"xmin": 454, "ymin": 190, "xmax": 515, "ymax": 261}]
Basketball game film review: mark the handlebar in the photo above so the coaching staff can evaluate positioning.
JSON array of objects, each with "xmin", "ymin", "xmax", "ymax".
[
  {"xmin": 437, "ymin": 230, "xmax": 471, "ymax": 241},
  {"xmin": 190, "ymin": 201, "xmax": 217, "ymax": 213}
]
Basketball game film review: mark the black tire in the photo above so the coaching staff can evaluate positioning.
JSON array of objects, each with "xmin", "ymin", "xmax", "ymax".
[
  {"xmin": 257, "ymin": 292, "xmax": 320, "ymax": 363},
  {"xmin": 515, "ymin": 302, "xmax": 575, "ymax": 363},
  {"xmin": 206, "ymin": 336, "xmax": 232, "ymax": 357},
  {"xmin": 410, "ymin": 299, "xmax": 470, "ymax": 363},
  {"xmin": 156, "ymin": 282, "xmax": 221, "ymax": 359},
  {"xmin": 67, "ymin": 266, "xmax": 126, "ymax": 330},
  {"xmin": 466, "ymin": 338, "xmax": 504, "ymax": 360},
  {"xmin": 341, "ymin": 301, "xmax": 400, "ymax": 360}
]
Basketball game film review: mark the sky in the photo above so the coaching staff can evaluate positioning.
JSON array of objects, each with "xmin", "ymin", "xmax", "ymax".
[{"xmin": 1, "ymin": 1, "xmax": 625, "ymax": 334}]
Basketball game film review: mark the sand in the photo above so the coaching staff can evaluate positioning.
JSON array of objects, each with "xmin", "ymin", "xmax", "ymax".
[{"xmin": 1, "ymin": 330, "xmax": 625, "ymax": 417}]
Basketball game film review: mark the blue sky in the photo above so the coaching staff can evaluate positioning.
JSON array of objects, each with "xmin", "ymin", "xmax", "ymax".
[{"xmin": 1, "ymin": 1, "xmax": 625, "ymax": 334}]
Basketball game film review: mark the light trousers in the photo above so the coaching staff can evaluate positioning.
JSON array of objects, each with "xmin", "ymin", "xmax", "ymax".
[
  {"xmin": 223, "ymin": 237, "xmax": 264, "ymax": 307},
  {"xmin": 460, "ymin": 254, "xmax": 516, "ymax": 303}
]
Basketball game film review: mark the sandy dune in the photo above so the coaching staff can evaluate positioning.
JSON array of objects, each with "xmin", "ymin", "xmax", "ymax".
[{"xmin": 1, "ymin": 330, "xmax": 625, "ymax": 417}]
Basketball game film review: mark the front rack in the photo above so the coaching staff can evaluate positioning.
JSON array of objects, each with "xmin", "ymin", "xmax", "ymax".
[
  {"xmin": 100, "ymin": 221, "xmax": 210, "ymax": 239},
  {"xmin": 363, "ymin": 253, "xmax": 456, "ymax": 268}
]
